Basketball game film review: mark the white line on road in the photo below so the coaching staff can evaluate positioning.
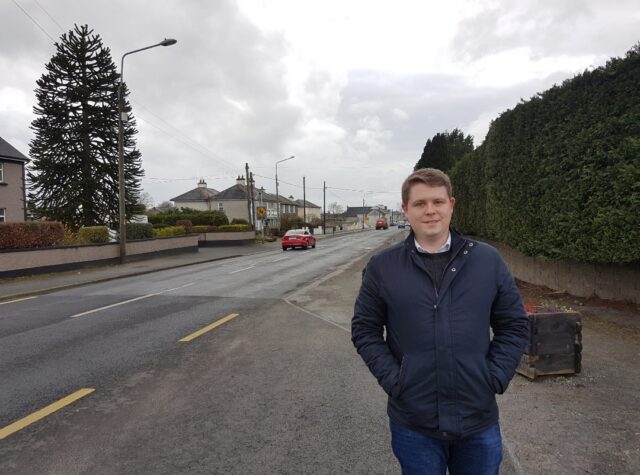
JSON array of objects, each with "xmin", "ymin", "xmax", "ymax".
[
  {"xmin": 0, "ymin": 296, "xmax": 38, "ymax": 305},
  {"xmin": 270, "ymin": 257, "xmax": 288, "ymax": 263},
  {"xmin": 69, "ymin": 281, "xmax": 196, "ymax": 318},
  {"xmin": 229, "ymin": 265, "xmax": 255, "ymax": 275},
  {"xmin": 284, "ymin": 299, "xmax": 350, "ymax": 332}
]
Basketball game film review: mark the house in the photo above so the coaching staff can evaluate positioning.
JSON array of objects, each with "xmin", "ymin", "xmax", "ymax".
[
  {"xmin": 170, "ymin": 179, "xmax": 219, "ymax": 211},
  {"xmin": 340, "ymin": 206, "xmax": 372, "ymax": 229},
  {"xmin": 169, "ymin": 176, "xmax": 304, "ymax": 229},
  {"xmin": 292, "ymin": 197, "xmax": 321, "ymax": 222},
  {"xmin": 0, "ymin": 137, "xmax": 30, "ymax": 222}
]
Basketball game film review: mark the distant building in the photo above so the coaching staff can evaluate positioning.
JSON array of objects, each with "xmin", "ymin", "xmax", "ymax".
[
  {"xmin": 170, "ymin": 179, "xmax": 219, "ymax": 211},
  {"xmin": 340, "ymin": 206, "xmax": 376, "ymax": 229},
  {"xmin": 0, "ymin": 136, "xmax": 30, "ymax": 222},
  {"xmin": 292, "ymin": 197, "xmax": 321, "ymax": 222},
  {"xmin": 170, "ymin": 176, "xmax": 299, "ymax": 229}
]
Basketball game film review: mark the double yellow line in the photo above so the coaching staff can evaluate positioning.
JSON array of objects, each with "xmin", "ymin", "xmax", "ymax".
[{"xmin": 1, "ymin": 313, "xmax": 240, "ymax": 441}]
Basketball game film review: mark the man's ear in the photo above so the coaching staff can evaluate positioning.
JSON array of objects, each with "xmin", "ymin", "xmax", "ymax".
[
  {"xmin": 401, "ymin": 203, "xmax": 408, "ymax": 213},
  {"xmin": 450, "ymin": 197, "xmax": 456, "ymax": 209}
]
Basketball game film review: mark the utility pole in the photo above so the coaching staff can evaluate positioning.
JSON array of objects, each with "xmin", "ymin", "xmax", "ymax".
[
  {"xmin": 323, "ymin": 181, "xmax": 326, "ymax": 235},
  {"xmin": 303, "ymin": 176, "xmax": 306, "ymax": 224},
  {"xmin": 249, "ymin": 172, "xmax": 256, "ymax": 231},
  {"xmin": 245, "ymin": 163, "xmax": 251, "ymax": 226},
  {"xmin": 362, "ymin": 196, "xmax": 365, "ymax": 230}
]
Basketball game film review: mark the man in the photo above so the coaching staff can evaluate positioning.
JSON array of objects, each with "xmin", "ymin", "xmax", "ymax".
[{"xmin": 352, "ymin": 168, "xmax": 528, "ymax": 474}]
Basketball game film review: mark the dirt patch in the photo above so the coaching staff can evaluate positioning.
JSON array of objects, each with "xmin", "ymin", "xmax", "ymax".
[{"xmin": 502, "ymin": 280, "xmax": 640, "ymax": 473}]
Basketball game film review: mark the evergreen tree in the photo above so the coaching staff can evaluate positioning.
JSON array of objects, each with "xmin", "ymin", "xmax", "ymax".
[
  {"xmin": 415, "ymin": 128, "xmax": 474, "ymax": 172},
  {"xmin": 28, "ymin": 24, "xmax": 143, "ymax": 229}
]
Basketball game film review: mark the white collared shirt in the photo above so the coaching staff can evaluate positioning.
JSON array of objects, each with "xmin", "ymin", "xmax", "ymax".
[{"xmin": 415, "ymin": 232, "xmax": 451, "ymax": 254}]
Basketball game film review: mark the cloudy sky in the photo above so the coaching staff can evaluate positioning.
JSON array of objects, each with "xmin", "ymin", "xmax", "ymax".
[{"xmin": 1, "ymin": 0, "xmax": 638, "ymax": 211}]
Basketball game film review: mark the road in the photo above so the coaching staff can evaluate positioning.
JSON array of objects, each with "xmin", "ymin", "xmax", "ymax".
[{"xmin": 0, "ymin": 229, "xmax": 403, "ymax": 474}]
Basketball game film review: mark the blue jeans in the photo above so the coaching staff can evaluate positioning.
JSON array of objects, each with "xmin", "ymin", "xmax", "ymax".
[{"xmin": 390, "ymin": 421, "xmax": 503, "ymax": 475}]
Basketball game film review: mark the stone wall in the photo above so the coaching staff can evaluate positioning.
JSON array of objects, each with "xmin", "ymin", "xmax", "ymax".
[{"xmin": 486, "ymin": 239, "xmax": 640, "ymax": 305}]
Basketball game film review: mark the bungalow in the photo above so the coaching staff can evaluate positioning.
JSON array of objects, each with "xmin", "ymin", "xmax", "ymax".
[
  {"xmin": 0, "ymin": 136, "xmax": 30, "ymax": 222},
  {"xmin": 173, "ymin": 176, "xmax": 298, "ymax": 229},
  {"xmin": 290, "ymin": 197, "xmax": 322, "ymax": 223},
  {"xmin": 170, "ymin": 179, "xmax": 219, "ymax": 211}
]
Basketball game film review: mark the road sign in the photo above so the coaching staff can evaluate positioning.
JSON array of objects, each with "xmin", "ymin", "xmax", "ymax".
[{"xmin": 257, "ymin": 206, "xmax": 266, "ymax": 218}]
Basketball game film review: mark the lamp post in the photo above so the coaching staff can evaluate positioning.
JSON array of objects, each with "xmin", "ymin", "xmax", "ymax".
[
  {"xmin": 275, "ymin": 155, "xmax": 294, "ymax": 228},
  {"xmin": 118, "ymin": 38, "xmax": 177, "ymax": 263}
]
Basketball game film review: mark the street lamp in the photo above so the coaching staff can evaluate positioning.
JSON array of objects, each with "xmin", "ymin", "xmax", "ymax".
[
  {"xmin": 118, "ymin": 38, "xmax": 177, "ymax": 263},
  {"xmin": 275, "ymin": 155, "xmax": 294, "ymax": 228}
]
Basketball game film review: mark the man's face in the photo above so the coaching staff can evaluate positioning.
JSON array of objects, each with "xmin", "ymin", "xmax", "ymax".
[{"xmin": 402, "ymin": 183, "xmax": 455, "ymax": 244}]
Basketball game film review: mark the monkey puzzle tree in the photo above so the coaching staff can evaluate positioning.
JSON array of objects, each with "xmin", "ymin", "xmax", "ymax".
[{"xmin": 28, "ymin": 24, "xmax": 143, "ymax": 229}]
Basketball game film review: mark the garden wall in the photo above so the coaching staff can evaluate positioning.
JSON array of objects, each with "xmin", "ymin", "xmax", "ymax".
[
  {"xmin": 198, "ymin": 231, "xmax": 255, "ymax": 247},
  {"xmin": 0, "ymin": 235, "xmax": 199, "ymax": 278}
]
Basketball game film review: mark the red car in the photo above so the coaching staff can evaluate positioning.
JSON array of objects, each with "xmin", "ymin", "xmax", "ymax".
[
  {"xmin": 375, "ymin": 218, "xmax": 389, "ymax": 230},
  {"xmin": 282, "ymin": 229, "xmax": 316, "ymax": 250}
]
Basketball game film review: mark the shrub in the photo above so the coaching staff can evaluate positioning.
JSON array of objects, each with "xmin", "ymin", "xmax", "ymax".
[
  {"xmin": 77, "ymin": 226, "xmax": 110, "ymax": 244},
  {"xmin": 218, "ymin": 224, "xmax": 251, "ymax": 232},
  {"xmin": 148, "ymin": 210, "xmax": 229, "ymax": 227},
  {"xmin": 176, "ymin": 219, "xmax": 193, "ymax": 232},
  {"xmin": 0, "ymin": 221, "xmax": 65, "ymax": 249},
  {"xmin": 126, "ymin": 223, "xmax": 154, "ymax": 240},
  {"xmin": 280, "ymin": 213, "xmax": 304, "ymax": 233},
  {"xmin": 152, "ymin": 223, "xmax": 169, "ymax": 229},
  {"xmin": 191, "ymin": 225, "xmax": 218, "ymax": 233},
  {"xmin": 231, "ymin": 218, "xmax": 249, "ymax": 225},
  {"xmin": 62, "ymin": 225, "xmax": 81, "ymax": 246},
  {"xmin": 153, "ymin": 226, "xmax": 187, "ymax": 238}
]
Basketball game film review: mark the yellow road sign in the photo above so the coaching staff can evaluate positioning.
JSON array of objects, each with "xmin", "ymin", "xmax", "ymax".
[{"xmin": 257, "ymin": 207, "xmax": 266, "ymax": 218}]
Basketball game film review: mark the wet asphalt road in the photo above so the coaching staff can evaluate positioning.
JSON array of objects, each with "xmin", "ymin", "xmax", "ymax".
[{"xmin": 0, "ymin": 229, "xmax": 403, "ymax": 474}]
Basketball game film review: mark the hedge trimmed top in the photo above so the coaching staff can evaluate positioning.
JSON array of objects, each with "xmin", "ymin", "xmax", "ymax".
[{"xmin": 449, "ymin": 45, "xmax": 640, "ymax": 264}]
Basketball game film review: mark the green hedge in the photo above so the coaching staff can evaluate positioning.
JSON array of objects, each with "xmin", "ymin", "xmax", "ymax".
[
  {"xmin": 0, "ymin": 221, "xmax": 65, "ymax": 249},
  {"xmin": 153, "ymin": 226, "xmax": 187, "ymax": 238},
  {"xmin": 191, "ymin": 225, "xmax": 218, "ymax": 233},
  {"xmin": 148, "ymin": 210, "xmax": 228, "ymax": 227},
  {"xmin": 77, "ymin": 226, "xmax": 109, "ymax": 244},
  {"xmin": 451, "ymin": 45, "xmax": 640, "ymax": 264},
  {"xmin": 125, "ymin": 223, "xmax": 154, "ymax": 240},
  {"xmin": 218, "ymin": 224, "xmax": 251, "ymax": 232},
  {"xmin": 176, "ymin": 219, "xmax": 192, "ymax": 231}
]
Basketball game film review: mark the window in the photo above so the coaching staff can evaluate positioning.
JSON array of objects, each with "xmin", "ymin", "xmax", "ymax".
[
  {"xmin": 0, "ymin": 162, "xmax": 3, "ymax": 182},
  {"xmin": 218, "ymin": 202, "xmax": 224, "ymax": 211},
  {"xmin": 0, "ymin": 208, "xmax": 5, "ymax": 223}
]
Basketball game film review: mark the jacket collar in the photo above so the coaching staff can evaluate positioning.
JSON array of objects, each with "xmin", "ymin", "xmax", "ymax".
[{"xmin": 404, "ymin": 228, "xmax": 466, "ymax": 253}]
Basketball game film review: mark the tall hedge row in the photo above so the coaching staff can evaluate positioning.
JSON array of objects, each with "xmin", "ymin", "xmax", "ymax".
[{"xmin": 451, "ymin": 45, "xmax": 640, "ymax": 264}]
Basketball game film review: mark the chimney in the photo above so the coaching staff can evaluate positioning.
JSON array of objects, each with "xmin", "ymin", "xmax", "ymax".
[
  {"xmin": 197, "ymin": 179, "xmax": 207, "ymax": 188},
  {"xmin": 236, "ymin": 175, "xmax": 246, "ymax": 186}
]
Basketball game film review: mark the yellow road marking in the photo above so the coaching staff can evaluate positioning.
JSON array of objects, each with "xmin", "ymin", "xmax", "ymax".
[
  {"xmin": 179, "ymin": 313, "xmax": 240, "ymax": 342},
  {"xmin": 0, "ymin": 388, "xmax": 95, "ymax": 441}
]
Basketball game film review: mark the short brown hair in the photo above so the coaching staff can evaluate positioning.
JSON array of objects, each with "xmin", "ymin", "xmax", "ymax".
[{"xmin": 401, "ymin": 168, "xmax": 453, "ymax": 204}]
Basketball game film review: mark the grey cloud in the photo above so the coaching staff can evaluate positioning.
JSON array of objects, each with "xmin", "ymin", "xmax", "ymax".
[{"xmin": 452, "ymin": 0, "xmax": 638, "ymax": 61}]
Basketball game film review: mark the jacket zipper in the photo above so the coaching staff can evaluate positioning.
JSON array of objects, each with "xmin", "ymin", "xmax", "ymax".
[{"xmin": 433, "ymin": 238, "xmax": 467, "ymax": 303}]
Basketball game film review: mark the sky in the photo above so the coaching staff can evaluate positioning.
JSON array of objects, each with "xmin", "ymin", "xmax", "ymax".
[{"xmin": 1, "ymin": 0, "xmax": 638, "ymax": 212}]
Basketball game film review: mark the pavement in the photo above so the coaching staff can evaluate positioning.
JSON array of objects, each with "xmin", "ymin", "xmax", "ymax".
[{"xmin": 0, "ymin": 230, "xmax": 353, "ymax": 303}]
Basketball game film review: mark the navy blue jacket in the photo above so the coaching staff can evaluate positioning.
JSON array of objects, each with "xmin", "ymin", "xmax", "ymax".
[{"xmin": 352, "ymin": 231, "xmax": 528, "ymax": 439}]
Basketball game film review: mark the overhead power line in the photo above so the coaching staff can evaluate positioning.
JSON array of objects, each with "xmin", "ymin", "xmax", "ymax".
[
  {"xmin": 11, "ymin": 0, "xmax": 56, "ymax": 41},
  {"xmin": 34, "ymin": 0, "xmax": 64, "ymax": 31}
]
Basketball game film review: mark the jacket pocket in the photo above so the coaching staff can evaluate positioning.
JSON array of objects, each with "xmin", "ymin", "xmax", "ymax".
[
  {"xmin": 392, "ymin": 356, "xmax": 408, "ymax": 398},
  {"xmin": 482, "ymin": 358, "xmax": 496, "ymax": 393}
]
